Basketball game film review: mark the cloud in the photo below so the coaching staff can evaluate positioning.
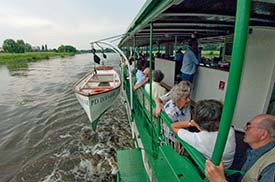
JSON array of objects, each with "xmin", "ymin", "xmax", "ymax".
[
  {"xmin": 0, "ymin": 8, "xmax": 55, "ymax": 29},
  {"xmin": 0, "ymin": 0, "xmax": 147, "ymax": 49}
]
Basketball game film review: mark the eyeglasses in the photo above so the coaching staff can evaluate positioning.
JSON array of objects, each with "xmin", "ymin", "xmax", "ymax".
[{"xmin": 244, "ymin": 122, "xmax": 265, "ymax": 130}]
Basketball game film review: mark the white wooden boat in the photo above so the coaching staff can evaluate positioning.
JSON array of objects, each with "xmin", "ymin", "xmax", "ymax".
[{"xmin": 72, "ymin": 66, "xmax": 121, "ymax": 129}]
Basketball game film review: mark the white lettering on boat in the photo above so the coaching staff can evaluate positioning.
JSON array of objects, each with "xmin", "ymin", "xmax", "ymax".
[{"xmin": 90, "ymin": 90, "xmax": 119, "ymax": 106}]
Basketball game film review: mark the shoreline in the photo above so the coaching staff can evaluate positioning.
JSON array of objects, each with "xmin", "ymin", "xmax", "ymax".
[{"xmin": 0, "ymin": 52, "xmax": 76, "ymax": 64}]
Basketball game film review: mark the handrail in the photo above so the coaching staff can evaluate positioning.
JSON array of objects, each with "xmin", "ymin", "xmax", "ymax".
[
  {"xmin": 132, "ymin": 80, "xmax": 244, "ymax": 179},
  {"xmin": 90, "ymin": 41, "xmax": 134, "ymax": 110}
]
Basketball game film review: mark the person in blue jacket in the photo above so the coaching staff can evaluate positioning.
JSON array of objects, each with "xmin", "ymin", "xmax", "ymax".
[{"xmin": 180, "ymin": 38, "xmax": 200, "ymax": 83}]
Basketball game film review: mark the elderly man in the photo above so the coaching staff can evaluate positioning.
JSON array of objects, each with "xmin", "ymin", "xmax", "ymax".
[{"xmin": 205, "ymin": 114, "xmax": 275, "ymax": 182}]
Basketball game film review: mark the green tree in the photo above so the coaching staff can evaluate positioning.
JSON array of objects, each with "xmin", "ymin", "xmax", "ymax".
[
  {"xmin": 45, "ymin": 44, "xmax": 48, "ymax": 51},
  {"xmin": 58, "ymin": 45, "xmax": 65, "ymax": 52},
  {"xmin": 58, "ymin": 45, "xmax": 77, "ymax": 53},
  {"xmin": 16, "ymin": 40, "xmax": 25, "ymax": 53},
  {"xmin": 2, "ymin": 39, "xmax": 17, "ymax": 53},
  {"xmin": 25, "ymin": 43, "xmax": 32, "ymax": 52},
  {"xmin": 41, "ymin": 45, "xmax": 45, "ymax": 51},
  {"xmin": 64, "ymin": 45, "xmax": 77, "ymax": 53}
]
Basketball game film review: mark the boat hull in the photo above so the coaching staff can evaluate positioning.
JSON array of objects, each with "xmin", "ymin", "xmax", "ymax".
[
  {"xmin": 72, "ymin": 67, "xmax": 121, "ymax": 129},
  {"xmin": 74, "ymin": 87, "xmax": 120, "ymax": 128}
]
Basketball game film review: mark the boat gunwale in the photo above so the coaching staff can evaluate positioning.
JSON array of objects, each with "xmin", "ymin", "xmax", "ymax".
[{"xmin": 96, "ymin": 66, "xmax": 114, "ymax": 70}]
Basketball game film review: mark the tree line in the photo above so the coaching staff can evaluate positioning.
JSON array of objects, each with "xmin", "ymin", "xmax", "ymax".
[{"xmin": 1, "ymin": 39, "xmax": 77, "ymax": 53}]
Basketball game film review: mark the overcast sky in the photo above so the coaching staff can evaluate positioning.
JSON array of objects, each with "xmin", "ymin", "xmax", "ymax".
[{"xmin": 0, "ymin": 0, "xmax": 146, "ymax": 50}]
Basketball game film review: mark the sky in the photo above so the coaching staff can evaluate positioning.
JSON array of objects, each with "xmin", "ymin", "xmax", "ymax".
[{"xmin": 0, "ymin": 0, "xmax": 146, "ymax": 50}]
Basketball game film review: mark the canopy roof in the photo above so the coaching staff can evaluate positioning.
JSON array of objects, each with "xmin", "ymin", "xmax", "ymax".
[{"xmin": 119, "ymin": 0, "xmax": 275, "ymax": 47}]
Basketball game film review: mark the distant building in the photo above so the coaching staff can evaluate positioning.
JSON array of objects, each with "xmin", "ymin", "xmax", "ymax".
[{"xmin": 0, "ymin": 47, "xmax": 4, "ymax": 52}]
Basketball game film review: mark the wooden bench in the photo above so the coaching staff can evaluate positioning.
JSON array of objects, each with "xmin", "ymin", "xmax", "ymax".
[
  {"xmin": 88, "ymin": 80, "xmax": 114, "ymax": 83},
  {"xmin": 94, "ymin": 74, "xmax": 113, "ymax": 76}
]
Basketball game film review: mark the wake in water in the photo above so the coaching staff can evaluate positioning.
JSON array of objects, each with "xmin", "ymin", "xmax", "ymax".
[{"xmin": 11, "ymin": 97, "xmax": 134, "ymax": 182}]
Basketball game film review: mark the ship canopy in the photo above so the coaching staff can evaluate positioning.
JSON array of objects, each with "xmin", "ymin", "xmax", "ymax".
[{"xmin": 119, "ymin": 0, "xmax": 275, "ymax": 47}]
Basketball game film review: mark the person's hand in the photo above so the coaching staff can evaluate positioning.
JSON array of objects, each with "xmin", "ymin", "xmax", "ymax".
[
  {"xmin": 205, "ymin": 160, "xmax": 227, "ymax": 182},
  {"xmin": 190, "ymin": 120, "xmax": 203, "ymax": 131},
  {"xmin": 144, "ymin": 77, "xmax": 149, "ymax": 82},
  {"xmin": 155, "ymin": 102, "xmax": 163, "ymax": 117}
]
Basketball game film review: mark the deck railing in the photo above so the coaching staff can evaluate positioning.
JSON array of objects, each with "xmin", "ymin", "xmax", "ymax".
[{"xmin": 121, "ymin": 66, "xmax": 243, "ymax": 180}]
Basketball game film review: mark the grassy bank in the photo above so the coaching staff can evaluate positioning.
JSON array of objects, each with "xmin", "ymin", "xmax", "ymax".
[
  {"xmin": 0, "ymin": 52, "xmax": 75, "ymax": 64},
  {"xmin": 202, "ymin": 50, "xmax": 220, "ymax": 58}
]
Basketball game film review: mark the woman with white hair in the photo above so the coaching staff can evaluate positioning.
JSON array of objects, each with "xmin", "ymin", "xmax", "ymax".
[{"xmin": 163, "ymin": 80, "xmax": 192, "ymax": 122}]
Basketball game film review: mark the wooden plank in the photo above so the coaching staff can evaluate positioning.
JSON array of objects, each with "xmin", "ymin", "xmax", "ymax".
[
  {"xmin": 81, "ymin": 86, "xmax": 113, "ymax": 90},
  {"xmin": 88, "ymin": 80, "xmax": 114, "ymax": 83},
  {"xmin": 94, "ymin": 74, "xmax": 113, "ymax": 76}
]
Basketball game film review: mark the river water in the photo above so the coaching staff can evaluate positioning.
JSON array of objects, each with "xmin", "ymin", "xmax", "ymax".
[{"xmin": 0, "ymin": 53, "xmax": 134, "ymax": 182}]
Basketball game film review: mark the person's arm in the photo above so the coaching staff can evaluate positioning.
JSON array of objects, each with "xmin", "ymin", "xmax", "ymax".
[
  {"xmin": 205, "ymin": 160, "xmax": 227, "ymax": 182},
  {"xmin": 186, "ymin": 49, "xmax": 199, "ymax": 65},
  {"xmin": 171, "ymin": 120, "xmax": 202, "ymax": 134},
  {"xmin": 155, "ymin": 98, "xmax": 164, "ymax": 116},
  {"xmin": 155, "ymin": 92, "xmax": 171, "ymax": 116},
  {"xmin": 134, "ymin": 77, "xmax": 149, "ymax": 90},
  {"xmin": 171, "ymin": 120, "xmax": 190, "ymax": 134}
]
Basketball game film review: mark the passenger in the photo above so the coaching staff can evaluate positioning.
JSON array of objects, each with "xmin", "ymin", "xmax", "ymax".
[
  {"xmin": 171, "ymin": 100, "xmax": 236, "ymax": 169},
  {"xmin": 135, "ymin": 61, "xmax": 145, "ymax": 84},
  {"xmin": 180, "ymin": 38, "xmax": 200, "ymax": 83},
  {"xmin": 175, "ymin": 48, "xmax": 184, "ymax": 77},
  {"xmin": 134, "ymin": 67, "xmax": 149, "ymax": 90},
  {"xmin": 160, "ymin": 81, "xmax": 192, "ymax": 151},
  {"xmin": 163, "ymin": 81, "xmax": 192, "ymax": 122},
  {"xmin": 144, "ymin": 70, "xmax": 167, "ymax": 102},
  {"xmin": 205, "ymin": 114, "xmax": 275, "ymax": 182},
  {"xmin": 155, "ymin": 80, "xmax": 191, "ymax": 118},
  {"xmin": 129, "ymin": 56, "xmax": 136, "ymax": 74}
]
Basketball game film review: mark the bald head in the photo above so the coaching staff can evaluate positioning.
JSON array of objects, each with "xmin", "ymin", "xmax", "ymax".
[
  {"xmin": 256, "ymin": 114, "xmax": 275, "ymax": 137},
  {"xmin": 244, "ymin": 114, "xmax": 275, "ymax": 149}
]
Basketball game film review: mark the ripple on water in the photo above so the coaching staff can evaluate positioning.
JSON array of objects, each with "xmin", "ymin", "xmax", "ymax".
[
  {"xmin": 10, "ymin": 97, "xmax": 134, "ymax": 182},
  {"xmin": 1, "ymin": 54, "xmax": 131, "ymax": 182}
]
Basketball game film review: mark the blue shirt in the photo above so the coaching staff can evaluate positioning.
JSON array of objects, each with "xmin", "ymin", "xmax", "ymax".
[
  {"xmin": 175, "ymin": 52, "xmax": 184, "ymax": 62},
  {"xmin": 163, "ymin": 100, "xmax": 191, "ymax": 122},
  {"xmin": 242, "ymin": 142, "xmax": 275, "ymax": 182},
  {"xmin": 135, "ymin": 69, "xmax": 145, "ymax": 85},
  {"xmin": 180, "ymin": 47, "xmax": 199, "ymax": 75}
]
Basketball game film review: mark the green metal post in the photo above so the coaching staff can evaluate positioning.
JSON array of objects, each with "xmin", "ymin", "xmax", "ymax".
[
  {"xmin": 149, "ymin": 23, "xmax": 153, "ymax": 126},
  {"xmin": 149, "ymin": 22, "xmax": 158, "ymax": 159},
  {"xmin": 211, "ymin": 0, "xmax": 251, "ymax": 165},
  {"xmin": 134, "ymin": 34, "xmax": 137, "ymax": 67}
]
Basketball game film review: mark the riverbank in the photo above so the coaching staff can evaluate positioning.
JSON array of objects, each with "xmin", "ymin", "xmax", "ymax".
[{"xmin": 0, "ymin": 52, "xmax": 75, "ymax": 64}]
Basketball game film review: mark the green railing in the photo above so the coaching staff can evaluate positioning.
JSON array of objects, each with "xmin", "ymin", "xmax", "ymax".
[{"xmin": 121, "ymin": 67, "xmax": 243, "ymax": 181}]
